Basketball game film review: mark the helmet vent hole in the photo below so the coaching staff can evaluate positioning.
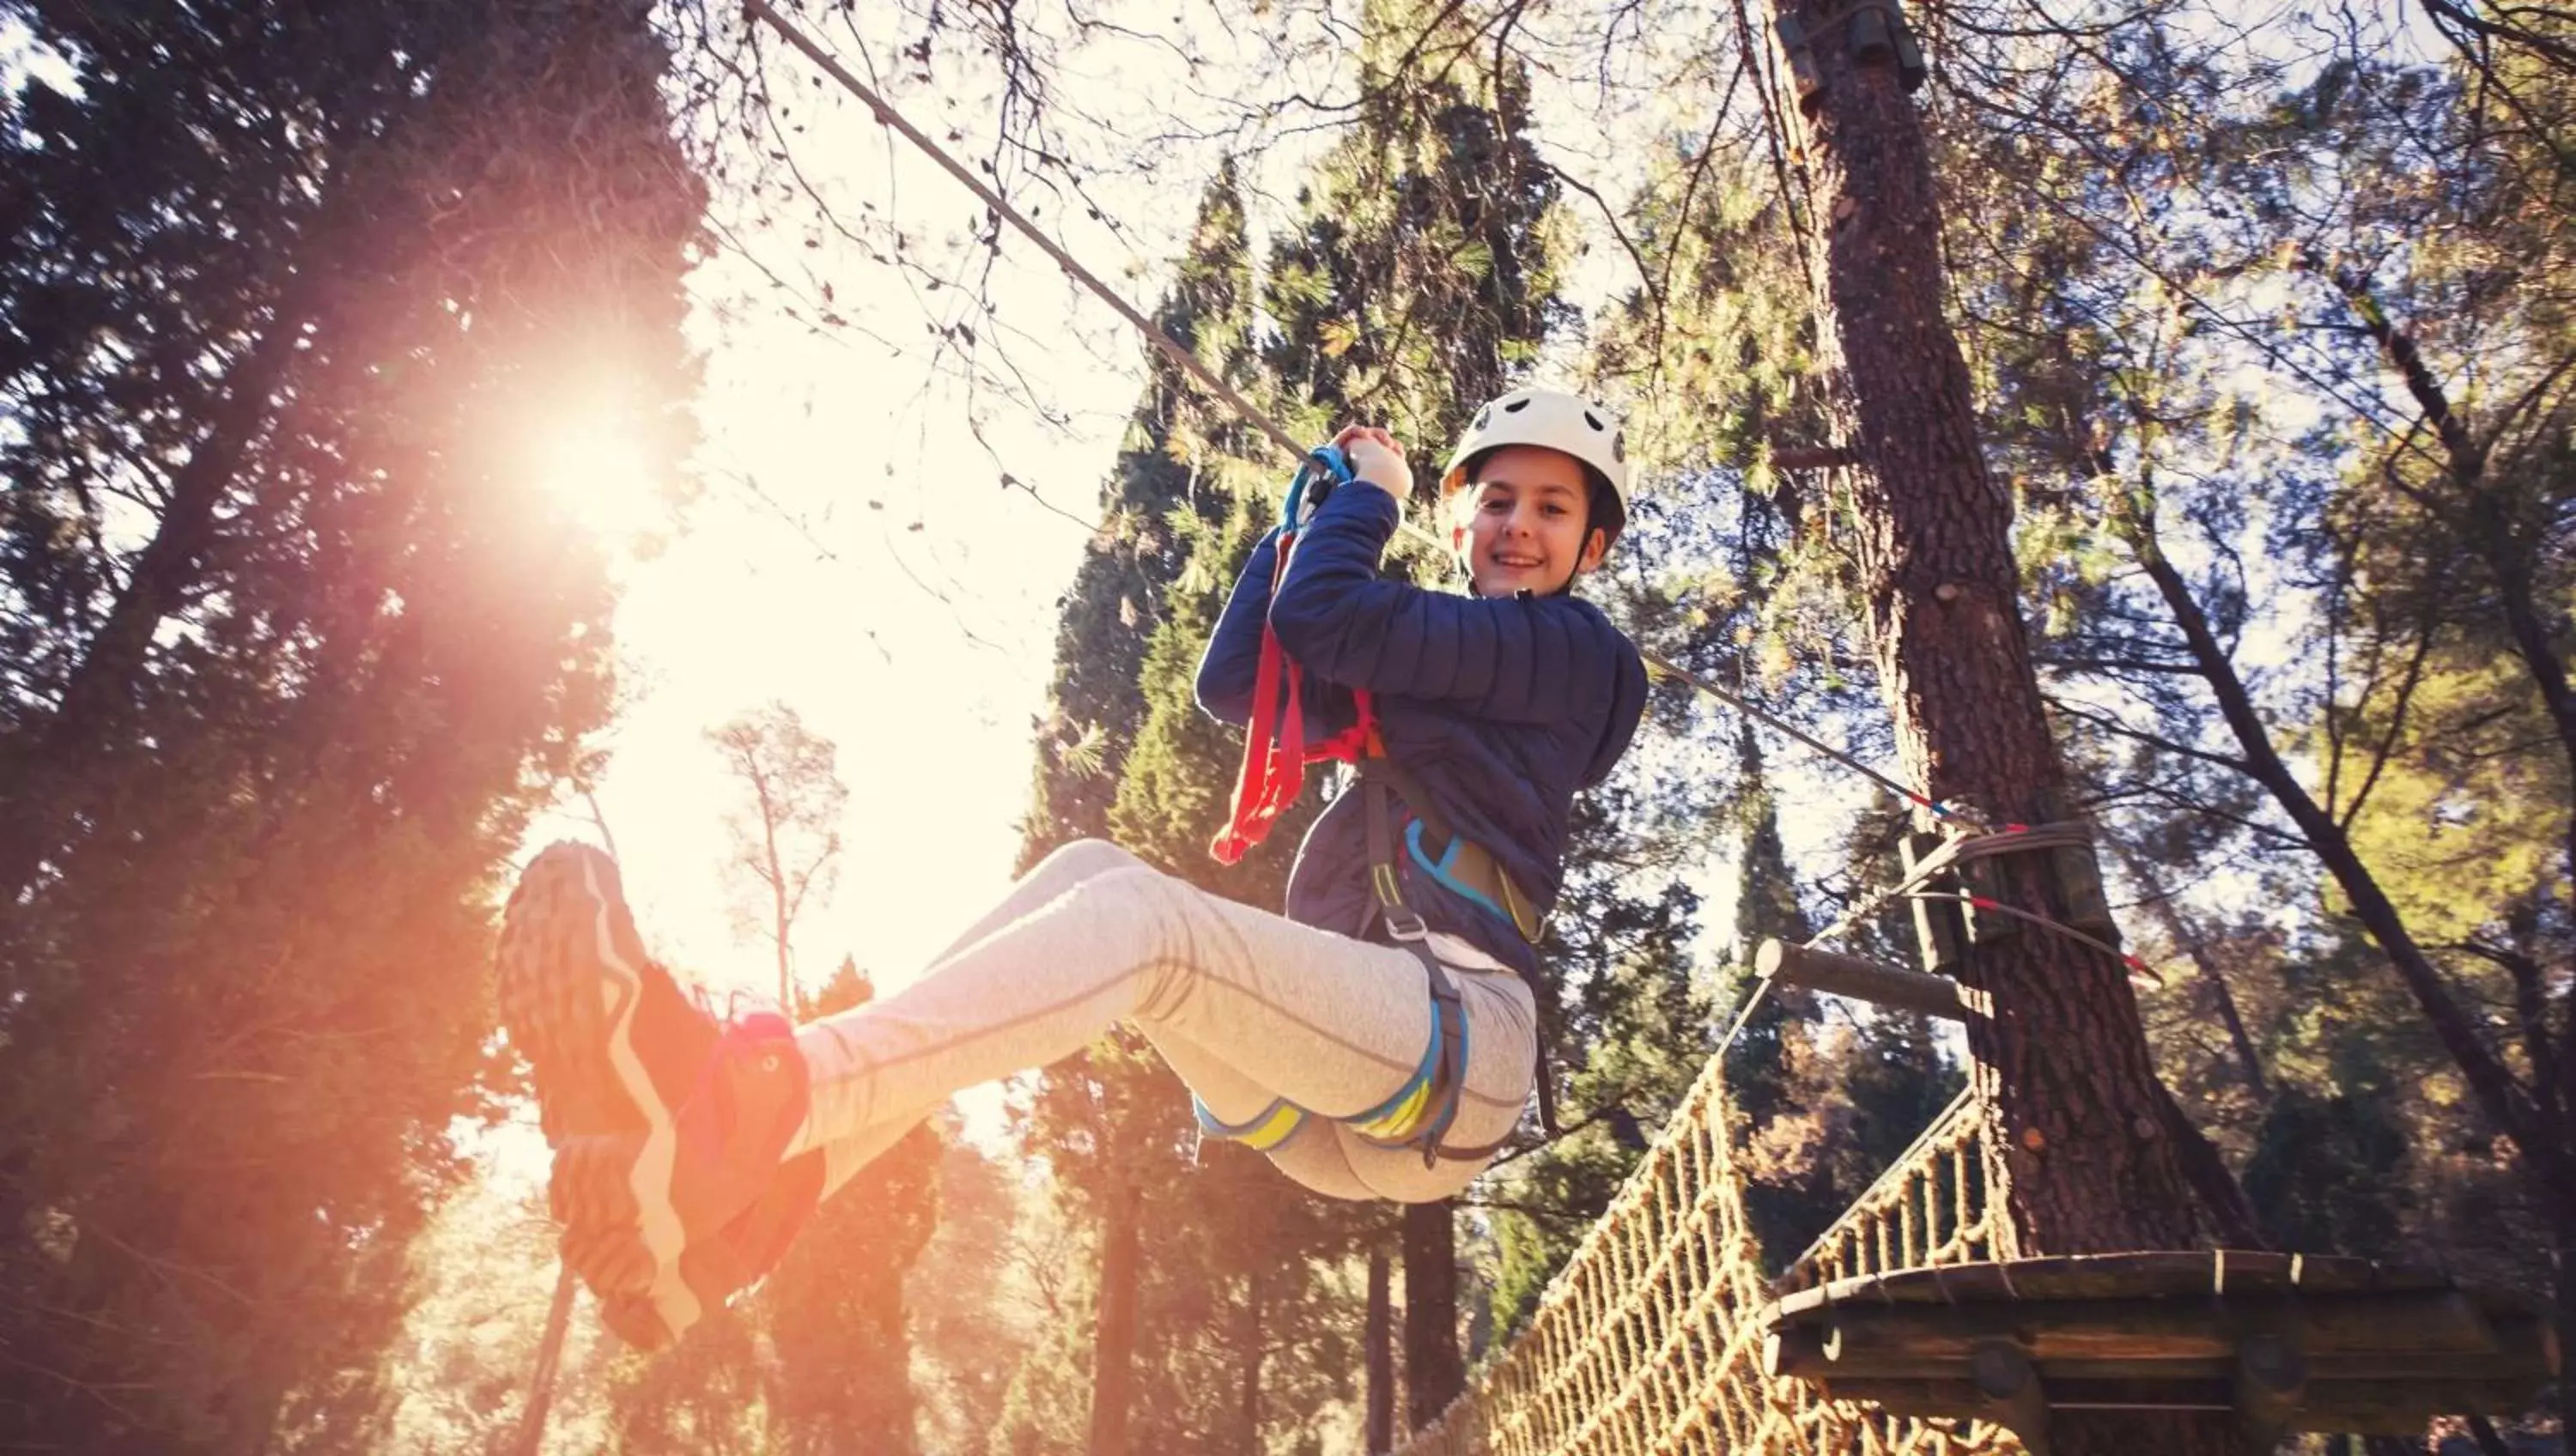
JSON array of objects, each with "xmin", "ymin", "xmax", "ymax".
[
  {"xmin": 1583, "ymin": 410, "xmax": 1604, "ymax": 431},
  {"xmin": 1473, "ymin": 406, "xmax": 1491, "ymax": 430},
  {"xmin": 1503, "ymin": 397, "xmax": 1531, "ymax": 413}
]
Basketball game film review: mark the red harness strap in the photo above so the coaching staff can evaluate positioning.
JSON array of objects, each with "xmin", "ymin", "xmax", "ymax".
[{"xmin": 1210, "ymin": 525, "xmax": 1376, "ymax": 865}]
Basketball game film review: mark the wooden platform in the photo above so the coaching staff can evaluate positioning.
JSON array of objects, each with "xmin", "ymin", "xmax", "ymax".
[{"xmin": 1759, "ymin": 1251, "xmax": 2559, "ymax": 1453}]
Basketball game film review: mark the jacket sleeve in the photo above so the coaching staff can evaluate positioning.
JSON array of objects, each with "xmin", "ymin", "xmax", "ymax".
[
  {"xmin": 1194, "ymin": 529, "xmax": 1282, "ymax": 727},
  {"xmin": 1268, "ymin": 484, "xmax": 1619, "ymax": 725}
]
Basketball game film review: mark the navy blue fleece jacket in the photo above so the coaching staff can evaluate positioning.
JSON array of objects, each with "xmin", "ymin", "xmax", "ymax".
[{"xmin": 1194, "ymin": 481, "xmax": 1649, "ymax": 981}]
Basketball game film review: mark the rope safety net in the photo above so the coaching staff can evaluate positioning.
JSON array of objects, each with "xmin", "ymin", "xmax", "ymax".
[{"xmin": 1388, "ymin": 1075, "xmax": 2011, "ymax": 1456}]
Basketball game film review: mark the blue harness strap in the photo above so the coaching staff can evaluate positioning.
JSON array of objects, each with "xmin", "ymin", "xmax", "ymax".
[
  {"xmin": 1193, "ymin": 1094, "xmax": 1307, "ymax": 1152},
  {"xmin": 1188, "ymin": 986, "xmax": 1475, "ymax": 1165},
  {"xmin": 1363, "ymin": 758, "xmax": 1523, "ymax": 1167},
  {"xmin": 1406, "ymin": 819, "xmax": 1511, "ymax": 924}
]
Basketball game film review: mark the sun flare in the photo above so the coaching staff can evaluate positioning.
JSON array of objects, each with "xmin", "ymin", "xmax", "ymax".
[{"xmin": 512, "ymin": 389, "xmax": 677, "ymax": 547}]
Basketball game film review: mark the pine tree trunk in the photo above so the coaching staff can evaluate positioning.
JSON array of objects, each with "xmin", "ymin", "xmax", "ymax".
[
  {"xmin": 1401, "ymin": 1199, "xmax": 1462, "ymax": 1432},
  {"xmin": 2552, "ymin": 1197, "xmax": 2575, "ymax": 1436},
  {"xmin": 866, "ymin": 1253, "xmax": 921, "ymax": 1455},
  {"xmin": 1768, "ymin": 5, "xmax": 2235, "ymax": 1451},
  {"xmin": 1087, "ymin": 1165, "xmax": 1139, "ymax": 1456},
  {"xmin": 758, "ymin": 770, "xmax": 793, "ymax": 1010},
  {"xmin": 0, "ymin": 284, "xmax": 313, "ymax": 904},
  {"xmin": 1366, "ymin": 1244, "xmax": 1394, "ymax": 1454},
  {"xmin": 509, "ymin": 1263, "xmax": 580, "ymax": 1456},
  {"xmin": 1237, "ymin": 1265, "xmax": 1265, "ymax": 1452}
]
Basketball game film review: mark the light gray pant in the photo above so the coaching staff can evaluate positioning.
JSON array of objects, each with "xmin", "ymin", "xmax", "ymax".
[{"xmin": 787, "ymin": 839, "xmax": 1536, "ymax": 1204}]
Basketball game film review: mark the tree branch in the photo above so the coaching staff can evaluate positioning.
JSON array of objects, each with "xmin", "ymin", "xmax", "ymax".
[{"xmin": 2123, "ymin": 522, "xmax": 2551, "ymax": 1164}]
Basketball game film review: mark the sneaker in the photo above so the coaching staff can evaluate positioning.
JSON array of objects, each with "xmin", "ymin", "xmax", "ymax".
[
  {"xmin": 495, "ymin": 841, "xmax": 813, "ymax": 1348},
  {"xmin": 594, "ymin": 1150, "xmax": 828, "ymax": 1350}
]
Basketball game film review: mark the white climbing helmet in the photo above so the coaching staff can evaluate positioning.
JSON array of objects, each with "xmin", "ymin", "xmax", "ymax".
[{"xmin": 1440, "ymin": 386, "xmax": 1631, "ymax": 544}]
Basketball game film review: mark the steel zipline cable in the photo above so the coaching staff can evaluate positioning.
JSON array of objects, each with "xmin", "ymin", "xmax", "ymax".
[{"xmin": 744, "ymin": 0, "xmax": 1976, "ymax": 827}]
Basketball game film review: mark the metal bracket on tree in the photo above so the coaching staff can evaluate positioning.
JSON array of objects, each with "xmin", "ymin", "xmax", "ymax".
[
  {"xmin": 1774, "ymin": 1, "xmax": 1929, "ymax": 116},
  {"xmin": 1899, "ymin": 803, "xmax": 2123, "ymax": 978}
]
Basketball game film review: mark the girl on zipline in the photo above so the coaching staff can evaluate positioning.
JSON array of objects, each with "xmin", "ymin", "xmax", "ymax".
[{"xmin": 499, "ymin": 387, "xmax": 1649, "ymax": 1348}]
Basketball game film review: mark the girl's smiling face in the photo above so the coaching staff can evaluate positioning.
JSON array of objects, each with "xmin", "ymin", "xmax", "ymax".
[{"xmin": 1451, "ymin": 444, "xmax": 1608, "ymax": 598}]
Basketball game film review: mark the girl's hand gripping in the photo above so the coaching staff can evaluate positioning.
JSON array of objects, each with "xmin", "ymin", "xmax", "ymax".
[{"xmin": 1330, "ymin": 423, "xmax": 1409, "ymax": 502}]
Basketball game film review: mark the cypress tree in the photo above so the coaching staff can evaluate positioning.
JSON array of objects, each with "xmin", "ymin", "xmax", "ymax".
[
  {"xmin": 1021, "ymin": 169, "xmax": 1263, "ymax": 859},
  {"xmin": 1254, "ymin": 9, "xmax": 1575, "ymax": 1419},
  {"xmin": 1000, "ymin": 169, "xmax": 1289, "ymax": 1456}
]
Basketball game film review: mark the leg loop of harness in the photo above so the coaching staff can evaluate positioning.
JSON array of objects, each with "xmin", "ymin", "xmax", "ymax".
[
  {"xmin": 1340, "ymin": 957, "xmax": 1453, "ymax": 1138},
  {"xmin": 1339, "ymin": 935, "xmax": 1486, "ymax": 1168},
  {"xmin": 1193, "ymin": 1094, "xmax": 1307, "ymax": 1153},
  {"xmin": 1193, "ymin": 937, "xmax": 1512, "ymax": 1168}
]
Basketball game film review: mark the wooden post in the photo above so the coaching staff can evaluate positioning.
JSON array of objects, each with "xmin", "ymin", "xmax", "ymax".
[
  {"xmin": 2231, "ymin": 1329, "xmax": 2306, "ymax": 1456},
  {"xmin": 1971, "ymin": 1340, "xmax": 2055, "ymax": 1456},
  {"xmin": 1756, "ymin": 938, "xmax": 1974, "ymax": 1022}
]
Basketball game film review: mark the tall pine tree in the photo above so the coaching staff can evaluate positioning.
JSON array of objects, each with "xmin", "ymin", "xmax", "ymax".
[
  {"xmin": 1002, "ymin": 168, "xmax": 1304, "ymax": 1456},
  {"xmin": 0, "ymin": 5, "xmax": 702, "ymax": 1447}
]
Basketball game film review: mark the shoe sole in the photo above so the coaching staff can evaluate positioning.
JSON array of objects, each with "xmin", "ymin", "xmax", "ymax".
[{"xmin": 495, "ymin": 842, "xmax": 702, "ymax": 1344}]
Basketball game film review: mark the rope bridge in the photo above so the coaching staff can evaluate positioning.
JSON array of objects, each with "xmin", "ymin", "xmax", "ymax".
[
  {"xmin": 1394, "ymin": 1067, "xmax": 2017, "ymax": 1456},
  {"xmin": 1394, "ymin": 1046, "xmax": 2556, "ymax": 1456}
]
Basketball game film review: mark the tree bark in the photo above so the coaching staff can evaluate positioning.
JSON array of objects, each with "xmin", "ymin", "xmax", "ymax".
[
  {"xmin": 1237, "ymin": 1265, "xmax": 1264, "ymax": 1453},
  {"xmin": 1770, "ymin": 6, "xmax": 2239, "ymax": 1450},
  {"xmin": 1401, "ymin": 1198, "xmax": 1462, "ymax": 1433},
  {"xmin": 1366, "ymin": 1244, "xmax": 1394, "ymax": 1454},
  {"xmin": 1087, "ymin": 1162, "xmax": 1139, "ymax": 1456}
]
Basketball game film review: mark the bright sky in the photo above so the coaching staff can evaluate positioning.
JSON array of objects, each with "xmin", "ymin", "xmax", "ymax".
[
  {"xmin": 510, "ymin": 269, "xmax": 1125, "ymax": 1002},
  {"xmin": 513, "ymin": 46, "xmax": 1207, "ymax": 1000}
]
